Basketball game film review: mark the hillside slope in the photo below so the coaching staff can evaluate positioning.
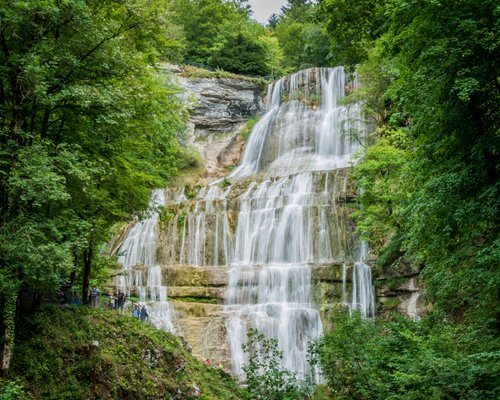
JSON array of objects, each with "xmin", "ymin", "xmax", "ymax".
[{"xmin": 8, "ymin": 306, "xmax": 247, "ymax": 400}]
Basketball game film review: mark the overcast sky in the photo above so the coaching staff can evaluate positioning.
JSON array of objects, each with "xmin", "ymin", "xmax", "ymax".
[{"xmin": 247, "ymin": 0, "xmax": 288, "ymax": 24}]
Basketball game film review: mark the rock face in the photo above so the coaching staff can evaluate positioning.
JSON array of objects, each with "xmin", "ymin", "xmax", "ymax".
[
  {"xmin": 177, "ymin": 74, "xmax": 265, "ymax": 179},
  {"xmin": 375, "ymin": 262, "xmax": 428, "ymax": 320}
]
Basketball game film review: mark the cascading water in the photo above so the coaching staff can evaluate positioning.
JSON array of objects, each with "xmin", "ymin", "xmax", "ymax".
[
  {"xmin": 115, "ymin": 66, "xmax": 376, "ymax": 381},
  {"xmin": 221, "ymin": 67, "xmax": 375, "ymax": 381},
  {"xmin": 116, "ymin": 189, "xmax": 176, "ymax": 333},
  {"xmin": 228, "ymin": 67, "xmax": 364, "ymax": 179}
]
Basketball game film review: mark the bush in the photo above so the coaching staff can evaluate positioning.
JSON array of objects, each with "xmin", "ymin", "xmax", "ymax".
[
  {"xmin": 243, "ymin": 329, "xmax": 312, "ymax": 400},
  {"xmin": 0, "ymin": 380, "xmax": 31, "ymax": 400},
  {"xmin": 311, "ymin": 310, "xmax": 500, "ymax": 400}
]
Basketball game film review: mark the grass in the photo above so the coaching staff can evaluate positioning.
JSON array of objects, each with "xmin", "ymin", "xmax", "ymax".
[
  {"xmin": 239, "ymin": 115, "xmax": 262, "ymax": 142},
  {"xmin": 171, "ymin": 296, "xmax": 219, "ymax": 304},
  {"xmin": 10, "ymin": 306, "xmax": 248, "ymax": 400},
  {"xmin": 179, "ymin": 65, "xmax": 268, "ymax": 85}
]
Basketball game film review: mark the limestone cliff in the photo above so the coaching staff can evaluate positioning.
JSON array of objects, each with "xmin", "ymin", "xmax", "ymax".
[{"xmin": 171, "ymin": 65, "xmax": 265, "ymax": 180}]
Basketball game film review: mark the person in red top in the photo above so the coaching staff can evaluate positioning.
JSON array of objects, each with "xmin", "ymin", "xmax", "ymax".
[{"xmin": 204, "ymin": 358, "xmax": 211, "ymax": 367}]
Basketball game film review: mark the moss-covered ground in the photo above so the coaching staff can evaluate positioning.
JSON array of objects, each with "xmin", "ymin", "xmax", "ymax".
[{"xmin": 8, "ymin": 306, "xmax": 249, "ymax": 400}]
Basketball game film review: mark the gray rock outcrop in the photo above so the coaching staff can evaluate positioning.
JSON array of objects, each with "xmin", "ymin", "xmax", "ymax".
[{"xmin": 177, "ymin": 73, "xmax": 265, "ymax": 180}]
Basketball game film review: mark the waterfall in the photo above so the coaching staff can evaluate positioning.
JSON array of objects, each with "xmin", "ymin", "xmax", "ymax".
[
  {"xmin": 354, "ymin": 243, "xmax": 376, "ymax": 317},
  {"xmin": 115, "ymin": 66, "xmax": 376, "ymax": 382},
  {"xmin": 228, "ymin": 67, "xmax": 364, "ymax": 179},
  {"xmin": 221, "ymin": 67, "xmax": 375, "ymax": 381},
  {"xmin": 116, "ymin": 189, "xmax": 176, "ymax": 333}
]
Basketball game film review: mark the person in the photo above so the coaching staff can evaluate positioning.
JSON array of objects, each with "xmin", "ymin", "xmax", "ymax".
[
  {"xmin": 108, "ymin": 293, "xmax": 115, "ymax": 310},
  {"xmin": 140, "ymin": 304, "xmax": 148, "ymax": 322},
  {"xmin": 66, "ymin": 284, "xmax": 74, "ymax": 305},
  {"xmin": 60, "ymin": 282, "xmax": 69, "ymax": 304},
  {"xmin": 132, "ymin": 304, "xmax": 140, "ymax": 319},
  {"xmin": 90, "ymin": 287, "xmax": 100, "ymax": 307},
  {"xmin": 204, "ymin": 358, "xmax": 211, "ymax": 367},
  {"xmin": 116, "ymin": 290, "xmax": 125, "ymax": 312}
]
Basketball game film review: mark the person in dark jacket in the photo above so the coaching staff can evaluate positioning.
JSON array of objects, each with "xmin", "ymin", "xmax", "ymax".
[{"xmin": 140, "ymin": 305, "xmax": 148, "ymax": 322}]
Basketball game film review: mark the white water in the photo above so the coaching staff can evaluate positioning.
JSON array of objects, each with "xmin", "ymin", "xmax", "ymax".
[
  {"xmin": 406, "ymin": 278, "xmax": 420, "ymax": 321},
  {"xmin": 221, "ymin": 67, "xmax": 375, "ymax": 381},
  {"xmin": 116, "ymin": 189, "xmax": 175, "ymax": 333},
  {"xmin": 342, "ymin": 242, "xmax": 376, "ymax": 318},
  {"xmin": 115, "ymin": 66, "xmax": 376, "ymax": 381},
  {"xmin": 229, "ymin": 67, "xmax": 364, "ymax": 179}
]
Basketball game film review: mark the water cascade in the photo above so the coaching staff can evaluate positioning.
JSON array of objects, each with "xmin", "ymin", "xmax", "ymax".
[
  {"xmin": 115, "ymin": 67, "xmax": 376, "ymax": 380},
  {"xmin": 222, "ymin": 67, "xmax": 375, "ymax": 380},
  {"xmin": 116, "ymin": 189, "xmax": 176, "ymax": 333}
]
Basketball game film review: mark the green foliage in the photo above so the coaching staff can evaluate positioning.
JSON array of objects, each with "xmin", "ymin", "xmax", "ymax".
[
  {"xmin": 333, "ymin": 0, "xmax": 499, "ymax": 330},
  {"xmin": 351, "ymin": 129, "xmax": 410, "ymax": 252},
  {"xmin": 239, "ymin": 116, "xmax": 262, "ymax": 142},
  {"xmin": 11, "ymin": 306, "xmax": 247, "ymax": 399},
  {"xmin": 242, "ymin": 328, "xmax": 312, "ymax": 400},
  {"xmin": 0, "ymin": 380, "xmax": 31, "ymax": 400},
  {"xmin": 171, "ymin": 0, "xmax": 280, "ymax": 76},
  {"xmin": 180, "ymin": 65, "xmax": 265, "ymax": 83},
  {"xmin": 0, "ymin": 0, "xmax": 191, "ymax": 372},
  {"xmin": 387, "ymin": 0, "xmax": 499, "ymax": 328},
  {"xmin": 272, "ymin": 0, "xmax": 330, "ymax": 72},
  {"xmin": 171, "ymin": 296, "xmax": 218, "ymax": 304},
  {"xmin": 209, "ymin": 31, "xmax": 271, "ymax": 76},
  {"xmin": 317, "ymin": 0, "xmax": 386, "ymax": 67},
  {"xmin": 219, "ymin": 178, "xmax": 232, "ymax": 189},
  {"xmin": 311, "ymin": 310, "xmax": 500, "ymax": 400}
]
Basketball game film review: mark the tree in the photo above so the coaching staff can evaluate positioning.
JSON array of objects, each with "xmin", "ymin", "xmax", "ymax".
[
  {"xmin": 209, "ymin": 30, "xmax": 271, "ymax": 76},
  {"xmin": 171, "ymin": 0, "xmax": 280, "ymax": 76},
  {"xmin": 0, "ymin": 0, "xmax": 189, "ymax": 374},
  {"xmin": 272, "ymin": 0, "xmax": 330, "ymax": 71},
  {"xmin": 320, "ymin": 0, "xmax": 499, "ymax": 329},
  {"xmin": 170, "ymin": 0, "xmax": 246, "ymax": 66},
  {"xmin": 311, "ymin": 310, "xmax": 500, "ymax": 399},
  {"xmin": 317, "ymin": 0, "xmax": 386, "ymax": 67},
  {"xmin": 242, "ymin": 329, "xmax": 311, "ymax": 400}
]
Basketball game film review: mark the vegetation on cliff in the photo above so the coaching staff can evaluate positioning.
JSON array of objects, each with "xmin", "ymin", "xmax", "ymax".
[
  {"xmin": 0, "ymin": 0, "xmax": 195, "ymax": 377},
  {"xmin": 310, "ymin": 0, "xmax": 500, "ymax": 397}
]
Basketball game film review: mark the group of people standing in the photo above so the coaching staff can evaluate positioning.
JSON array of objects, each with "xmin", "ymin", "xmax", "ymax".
[
  {"xmin": 89, "ymin": 287, "xmax": 126, "ymax": 311},
  {"xmin": 106, "ymin": 290, "xmax": 126, "ymax": 311},
  {"xmin": 61, "ymin": 282, "xmax": 81, "ymax": 305},
  {"xmin": 89, "ymin": 286, "xmax": 149, "ymax": 322},
  {"xmin": 132, "ymin": 304, "xmax": 149, "ymax": 322}
]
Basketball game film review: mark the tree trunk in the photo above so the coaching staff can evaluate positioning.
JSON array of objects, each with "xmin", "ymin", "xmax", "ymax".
[
  {"xmin": 82, "ymin": 231, "xmax": 94, "ymax": 305},
  {"xmin": 1, "ymin": 291, "xmax": 18, "ymax": 377},
  {"xmin": 1, "ymin": 323, "xmax": 12, "ymax": 377}
]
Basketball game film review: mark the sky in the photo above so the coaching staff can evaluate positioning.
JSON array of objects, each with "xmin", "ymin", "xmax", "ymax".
[{"xmin": 247, "ymin": 0, "xmax": 288, "ymax": 24}]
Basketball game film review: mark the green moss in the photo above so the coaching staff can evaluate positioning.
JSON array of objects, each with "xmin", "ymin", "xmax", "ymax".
[
  {"xmin": 382, "ymin": 297, "xmax": 401, "ymax": 309},
  {"xmin": 180, "ymin": 65, "xmax": 268, "ymax": 85},
  {"xmin": 376, "ymin": 234, "xmax": 403, "ymax": 269},
  {"xmin": 11, "ymin": 306, "xmax": 248, "ymax": 400},
  {"xmin": 177, "ymin": 210, "xmax": 187, "ymax": 230},
  {"xmin": 239, "ymin": 115, "xmax": 262, "ymax": 142},
  {"xmin": 159, "ymin": 208, "xmax": 175, "ymax": 223},
  {"xmin": 184, "ymin": 183, "xmax": 202, "ymax": 200},
  {"xmin": 385, "ymin": 276, "xmax": 408, "ymax": 290},
  {"xmin": 218, "ymin": 177, "xmax": 232, "ymax": 188},
  {"xmin": 171, "ymin": 296, "xmax": 218, "ymax": 304}
]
